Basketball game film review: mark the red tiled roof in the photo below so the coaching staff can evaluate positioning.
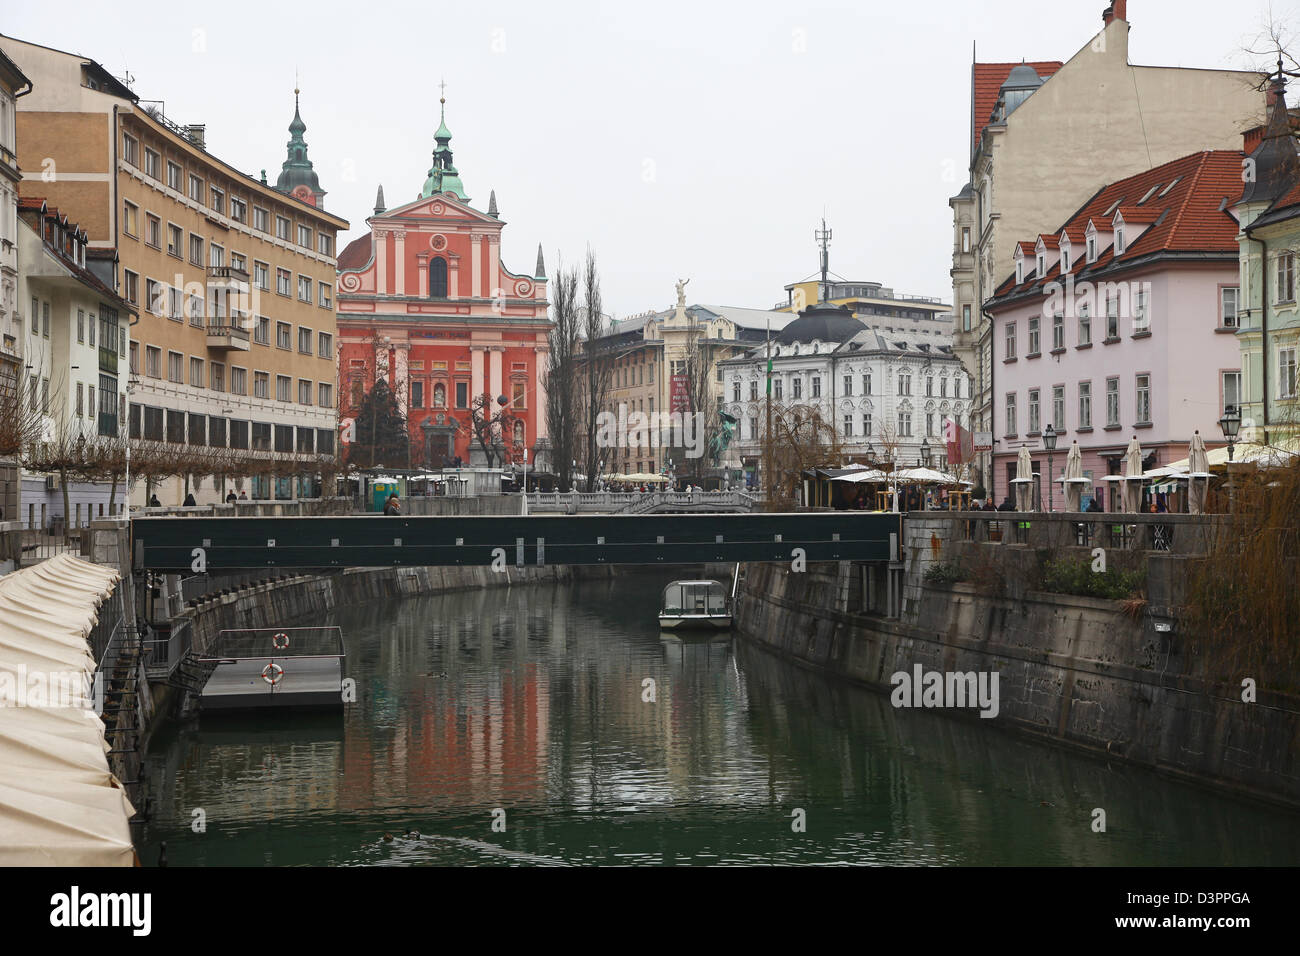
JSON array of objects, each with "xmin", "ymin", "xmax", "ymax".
[
  {"xmin": 1112, "ymin": 205, "xmax": 1161, "ymax": 224},
  {"xmin": 1269, "ymin": 176, "xmax": 1300, "ymax": 214},
  {"xmin": 337, "ymin": 233, "xmax": 372, "ymax": 271},
  {"xmin": 989, "ymin": 150, "xmax": 1244, "ymax": 303},
  {"xmin": 1036, "ymin": 234, "xmax": 1060, "ymax": 248},
  {"xmin": 972, "ymin": 61, "xmax": 1063, "ymax": 152},
  {"xmin": 1015, "ymin": 241, "xmax": 1036, "ymax": 255}
]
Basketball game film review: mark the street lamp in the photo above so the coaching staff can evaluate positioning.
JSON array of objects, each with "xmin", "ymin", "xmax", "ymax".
[
  {"xmin": 920, "ymin": 438, "xmax": 932, "ymax": 468},
  {"xmin": 1218, "ymin": 404, "xmax": 1241, "ymax": 513},
  {"xmin": 1042, "ymin": 423, "xmax": 1057, "ymax": 512}
]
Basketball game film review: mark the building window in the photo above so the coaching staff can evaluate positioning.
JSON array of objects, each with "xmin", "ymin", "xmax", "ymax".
[
  {"xmin": 811, "ymin": 376, "xmax": 821, "ymax": 398},
  {"xmin": 1036, "ymin": 252, "xmax": 1045, "ymax": 276},
  {"xmin": 843, "ymin": 415, "xmax": 853, "ymax": 437},
  {"xmin": 299, "ymin": 379, "xmax": 313, "ymax": 405},
  {"xmin": 1133, "ymin": 289, "xmax": 1150, "ymax": 333},
  {"xmin": 298, "ymin": 327, "xmax": 312, "ymax": 354},
  {"xmin": 129, "ymin": 342, "xmax": 139, "ymax": 374},
  {"xmin": 145, "ymin": 214, "xmax": 161, "ymax": 248},
  {"xmin": 962, "ymin": 304, "xmax": 971, "ymax": 331},
  {"xmin": 925, "ymin": 376, "xmax": 933, "ymax": 397},
  {"xmin": 253, "ymin": 207, "xmax": 270, "ymax": 232},
  {"xmin": 253, "ymin": 261, "xmax": 270, "ymax": 291},
  {"xmin": 166, "ymin": 161, "xmax": 182, "ymax": 191},
  {"xmin": 318, "ymin": 332, "xmax": 333, "ymax": 358},
  {"xmin": 298, "ymin": 275, "xmax": 312, "ymax": 302},
  {"xmin": 1114, "ymin": 226, "xmax": 1125, "ymax": 255},
  {"xmin": 318, "ymin": 234, "xmax": 333, "ymax": 256},
  {"xmin": 277, "ymin": 322, "xmax": 291, "ymax": 350},
  {"xmin": 319, "ymin": 283, "xmax": 332, "ymax": 309},
  {"xmin": 210, "ymin": 186, "xmax": 225, "ymax": 215},
  {"xmin": 319, "ymin": 382, "xmax": 333, "ymax": 408},
  {"xmin": 1028, "ymin": 316, "xmax": 1040, "ymax": 355},
  {"xmin": 210, "ymin": 243, "xmax": 224, "ymax": 268},
  {"xmin": 230, "ymin": 197, "xmax": 247, "ymax": 223},
  {"xmin": 1079, "ymin": 381, "xmax": 1092, "ymax": 428},
  {"xmin": 231, "ymin": 367, "xmax": 247, "ymax": 395},
  {"xmin": 188, "ymin": 292, "xmax": 205, "ymax": 327},
  {"xmin": 898, "ymin": 372, "xmax": 910, "ymax": 395},
  {"xmin": 745, "ymin": 380, "xmax": 755, "ymax": 401},
  {"xmin": 122, "ymin": 200, "xmax": 138, "ymax": 237},
  {"xmin": 925, "ymin": 412, "xmax": 934, "ymax": 437},
  {"xmin": 1222, "ymin": 371, "xmax": 1241, "ymax": 414},
  {"xmin": 253, "ymin": 316, "xmax": 270, "ymax": 345},
  {"xmin": 1005, "ymin": 320, "xmax": 1016, "ymax": 359},
  {"xmin": 276, "ymin": 268, "xmax": 291, "ymax": 296},
  {"xmin": 863, "ymin": 372, "xmax": 871, "ymax": 394},
  {"xmin": 961, "ymin": 227, "xmax": 971, "ymax": 253},
  {"xmin": 76, "ymin": 309, "xmax": 85, "ymax": 344},
  {"xmin": 167, "ymin": 350, "xmax": 183, "ymax": 383},
  {"xmin": 1028, "ymin": 388, "xmax": 1040, "ymax": 433},
  {"xmin": 455, "ymin": 381, "xmax": 468, "ymax": 408},
  {"xmin": 843, "ymin": 375, "xmax": 853, "ymax": 397},
  {"xmin": 792, "ymin": 378, "xmax": 802, "ymax": 400},
  {"xmin": 430, "ymin": 257, "xmax": 448, "ymax": 298},
  {"xmin": 167, "ymin": 223, "xmax": 182, "ymax": 257},
  {"xmin": 774, "ymin": 379, "xmax": 783, "ymax": 401},
  {"xmin": 1061, "ymin": 246, "xmax": 1070, "ymax": 272},
  {"xmin": 863, "ymin": 412, "xmax": 871, "ymax": 437},
  {"xmin": 297, "ymin": 224, "xmax": 312, "ymax": 248},
  {"xmin": 1279, "ymin": 347, "xmax": 1298, "ymax": 399},
  {"xmin": 254, "ymin": 371, "xmax": 269, "ymax": 398},
  {"xmin": 210, "ymin": 362, "xmax": 225, "ymax": 392},
  {"xmin": 189, "ymin": 356, "xmax": 204, "ymax": 387},
  {"xmin": 189, "ymin": 234, "xmax": 204, "ymax": 266},
  {"xmin": 1135, "ymin": 374, "xmax": 1151, "ymax": 423},
  {"xmin": 1086, "ymin": 235, "xmax": 1097, "ymax": 262},
  {"xmin": 1015, "ymin": 258, "xmax": 1024, "ymax": 284},
  {"xmin": 123, "ymin": 271, "xmax": 139, "ymax": 305},
  {"xmin": 122, "ymin": 133, "xmax": 138, "ymax": 166},
  {"xmin": 1221, "ymin": 287, "xmax": 1239, "ymax": 328},
  {"xmin": 897, "ymin": 410, "xmax": 912, "ymax": 437},
  {"xmin": 276, "ymin": 375, "xmax": 291, "ymax": 402},
  {"xmin": 188, "ymin": 174, "xmax": 203, "ymax": 203},
  {"xmin": 275, "ymin": 216, "xmax": 291, "ymax": 241},
  {"xmin": 1106, "ymin": 377, "xmax": 1120, "ymax": 427},
  {"xmin": 1052, "ymin": 313, "xmax": 1064, "ymax": 350},
  {"xmin": 1106, "ymin": 294, "xmax": 1119, "ymax": 340},
  {"xmin": 1078, "ymin": 302, "xmax": 1091, "ymax": 346},
  {"xmin": 1052, "ymin": 385, "xmax": 1065, "ymax": 429},
  {"xmin": 732, "ymin": 380, "xmax": 741, "ymax": 402}
]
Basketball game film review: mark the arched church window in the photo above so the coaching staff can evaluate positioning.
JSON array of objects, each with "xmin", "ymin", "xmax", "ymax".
[
  {"xmin": 430, "ymin": 257, "xmax": 448, "ymax": 298},
  {"xmin": 433, "ymin": 382, "xmax": 446, "ymax": 408}
]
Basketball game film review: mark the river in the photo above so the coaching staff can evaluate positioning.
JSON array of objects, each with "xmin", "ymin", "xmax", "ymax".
[{"xmin": 137, "ymin": 572, "xmax": 1300, "ymax": 865}]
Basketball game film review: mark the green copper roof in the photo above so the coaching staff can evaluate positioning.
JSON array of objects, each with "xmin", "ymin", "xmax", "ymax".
[
  {"xmin": 420, "ymin": 97, "xmax": 469, "ymax": 202},
  {"xmin": 275, "ymin": 91, "xmax": 323, "ymax": 201}
]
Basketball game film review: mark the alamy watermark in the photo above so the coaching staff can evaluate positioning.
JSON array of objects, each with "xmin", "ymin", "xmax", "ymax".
[
  {"xmin": 594, "ymin": 403, "xmax": 706, "ymax": 459},
  {"xmin": 890, "ymin": 665, "xmax": 999, "ymax": 718}
]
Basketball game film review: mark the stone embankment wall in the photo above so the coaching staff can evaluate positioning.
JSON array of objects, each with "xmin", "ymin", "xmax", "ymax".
[{"xmin": 735, "ymin": 544, "xmax": 1300, "ymax": 808}]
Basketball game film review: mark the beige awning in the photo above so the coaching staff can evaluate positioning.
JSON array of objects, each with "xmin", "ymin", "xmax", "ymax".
[{"xmin": 0, "ymin": 554, "xmax": 135, "ymax": 866}]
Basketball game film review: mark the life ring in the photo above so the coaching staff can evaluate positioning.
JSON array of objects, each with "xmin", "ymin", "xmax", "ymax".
[
  {"xmin": 262, "ymin": 662, "xmax": 284, "ymax": 685},
  {"xmin": 272, "ymin": 632, "xmax": 290, "ymax": 650}
]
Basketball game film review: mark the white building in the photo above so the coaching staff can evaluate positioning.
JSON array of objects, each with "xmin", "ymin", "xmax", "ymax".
[
  {"xmin": 0, "ymin": 47, "xmax": 31, "ymax": 521},
  {"xmin": 720, "ymin": 303, "xmax": 970, "ymax": 486}
]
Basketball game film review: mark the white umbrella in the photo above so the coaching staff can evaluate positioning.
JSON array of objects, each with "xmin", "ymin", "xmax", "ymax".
[
  {"xmin": 1062, "ymin": 441, "xmax": 1086, "ymax": 512},
  {"xmin": 1123, "ymin": 436, "xmax": 1144, "ymax": 513},
  {"xmin": 1013, "ymin": 445, "xmax": 1035, "ymax": 511},
  {"xmin": 1188, "ymin": 431, "xmax": 1210, "ymax": 514}
]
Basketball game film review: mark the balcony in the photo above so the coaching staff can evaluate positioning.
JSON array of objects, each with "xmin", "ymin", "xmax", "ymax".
[
  {"xmin": 206, "ymin": 324, "xmax": 250, "ymax": 351},
  {"xmin": 207, "ymin": 265, "xmax": 249, "ymax": 289}
]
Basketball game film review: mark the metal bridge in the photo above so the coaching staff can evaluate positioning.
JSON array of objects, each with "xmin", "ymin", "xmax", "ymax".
[{"xmin": 130, "ymin": 512, "xmax": 900, "ymax": 573}]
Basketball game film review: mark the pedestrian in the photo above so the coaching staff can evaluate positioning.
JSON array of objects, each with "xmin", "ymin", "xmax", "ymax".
[
  {"xmin": 383, "ymin": 493, "xmax": 401, "ymax": 516},
  {"xmin": 149, "ymin": 494, "xmax": 161, "ymax": 507},
  {"xmin": 183, "ymin": 491, "xmax": 196, "ymax": 507},
  {"xmin": 1085, "ymin": 497, "xmax": 1102, "ymax": 513},
  {"xmin": 997, "ymin": 496, "xmax": 1014, "ymax": 512},
  {"xmin": 238, "ymin": 491, "xmax": 248, "ymax": 500},
  {"xmin": 225, "ymin": 491, "xmax": 237, "ymax": 504}
]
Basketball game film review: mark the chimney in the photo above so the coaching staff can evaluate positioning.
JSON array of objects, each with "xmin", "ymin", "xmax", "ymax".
[
  {"xmin": 185, "ymin": 124, "xmax": 206, "ymax": 149},
  {"xmin": 1244, "ymin": 124, "xmax": 1266, "ymax": 153},
  {"xmin": 1102, "ymin": 1, "xmax": 1126, "ymax": 25}
]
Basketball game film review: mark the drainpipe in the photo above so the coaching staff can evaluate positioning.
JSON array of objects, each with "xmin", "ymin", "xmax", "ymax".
[{"xmin": 1242, "ymin": 222, "xmax": 1269, "ymax": 445}]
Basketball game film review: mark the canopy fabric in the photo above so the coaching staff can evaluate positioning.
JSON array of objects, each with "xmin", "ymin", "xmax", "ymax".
[
  {"xmin": 1166, "ymin": 435, "xmax": 1300, "ymax": 471},
  {"xmin": 830, "ymin": 469, "xmax": 888, "ymax": 484},
  {"xmin": 1188, "ymin": 432, "xmax": 1211, "ymax": 514},
  {"xmin": 1063, "ymin": 442, "xmax": 1085, "ymax": 512},
  {"xmin": 1014, "ymin": 447, "xmax": 1035, "ymax": 511},
  {"xmin": 0, "ymin": 554, "xmax": 135, "ymax": 866}
]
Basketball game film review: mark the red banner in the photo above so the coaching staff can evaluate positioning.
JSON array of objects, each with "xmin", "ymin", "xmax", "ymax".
[
  {"xmin": 945, "ymin": 418, "xmax": 973, "ymax": 464},
  {"xmin": 670, "ymin": 375, "xmax": 690, "ymax": 413}
]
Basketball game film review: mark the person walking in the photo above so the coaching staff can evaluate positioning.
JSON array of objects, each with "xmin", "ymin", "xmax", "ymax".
[
  {"xmin": 383, "ymin": 493, "xmax": 401, "ymax": 516},
  {"xmin": 149, "ymin": 494, "xmax": 161, "ymax": 507},
  {"xmin": 183, "ymin": 492, "xmax": 196, "ymax": 507},
  {"xmin": 225, "ymin": 491, "xmax": 237, "ymax": 504}
]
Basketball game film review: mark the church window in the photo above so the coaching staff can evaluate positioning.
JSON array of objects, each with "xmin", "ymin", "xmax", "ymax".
[{"xmin": 430, "ymin": 257, "xmax": 448, "ymax": 298}]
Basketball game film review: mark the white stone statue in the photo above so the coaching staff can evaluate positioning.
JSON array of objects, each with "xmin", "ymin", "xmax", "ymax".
[{"xmin": 675, "ymin": 277, "xmax": 690, "ymax": 308}]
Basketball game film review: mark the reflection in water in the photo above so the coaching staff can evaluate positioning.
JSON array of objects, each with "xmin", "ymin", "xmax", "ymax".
[{"xmin": 139, "ymin": 573, "xmax": 1300, "ymax": 866}]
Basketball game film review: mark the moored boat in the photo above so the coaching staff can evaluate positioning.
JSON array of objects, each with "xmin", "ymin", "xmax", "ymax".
[{"xmin": 658, "ymin": 579, "xmax": 732, "ymax": 630}]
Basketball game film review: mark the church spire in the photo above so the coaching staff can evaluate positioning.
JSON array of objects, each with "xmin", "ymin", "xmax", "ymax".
[
  {"xmin": 535, "ymin": 244, "xmax": 546, "ymax": 280},
  {"xmin": 274, "ymin": 85, "xmax": 325, "ymax": 207},
  {"xmin": 421, "ymin": 81, "xmax": 469, "ymax": 201},
  {"xmin": 488, "ymin": 189, "xmax": 498, "ymax": 217},
  {"xmin": 374, "ymin": 184, "xmax": 386, "ymax": 215}
]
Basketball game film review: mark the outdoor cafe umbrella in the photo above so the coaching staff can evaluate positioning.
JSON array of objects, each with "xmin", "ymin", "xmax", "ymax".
[
  {"xmin": 1187, "ymin": 431, "xmax": 1211, "ymax": 515},
  {"xmin": 1123, "ymin": 435, "xmax": 1144, "ymax": 513},
  {"xmin": 1013, "ymin": 445, "xmax": 1035, "ymax": 511},
  {"xmin": 1062, "ymin": 440, "xmax": 1087, "ymax": 512}
]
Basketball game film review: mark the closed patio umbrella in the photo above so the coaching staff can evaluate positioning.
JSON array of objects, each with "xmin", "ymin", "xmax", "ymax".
[
  {"xmin": 1123, "ymin": 435, "xmax": 1144, "ymax": 513},
  {"xmin": 1013, "ymin": 445, "xmax": 1035, "ymax": 511},
  {"xmin": 1062, "ymin": 440, "xmax": 1087, "ymax": 512},
  {"xmin": 1187, "ymin": 431, "xmax": 1211, "ymax": 514}
]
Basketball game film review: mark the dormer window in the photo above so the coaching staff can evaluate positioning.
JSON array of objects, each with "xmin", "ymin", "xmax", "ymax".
[
  {"xmin": 1016, "ymin": 258, "xmax": 1024, "ymax": 284},
  {"xmin": 1115, "ymin": 227, "xmax": 1125, "ymax": 255},
  {"xmin": 1061, "ymin": 246, "xmax": 1071, "ymax": 272},
  {"xmin": 1086, "ymin": 235, "xmax": 1098, "ymax": 263},
  {"xmin": 1036, "ymin": 252, "xmax": 1045, "ymax": 276}
]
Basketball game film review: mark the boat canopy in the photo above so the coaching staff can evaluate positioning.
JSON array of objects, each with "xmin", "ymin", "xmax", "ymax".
[{"xmin": 662, "ymin": 580, "xmax": 728, "ymax": 615}]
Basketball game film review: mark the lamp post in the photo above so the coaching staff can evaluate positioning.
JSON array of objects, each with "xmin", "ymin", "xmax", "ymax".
[
  {"xmin": 521, "ymin": 448, "xmax": 529, "ymax": 515},
  {"xmin": 1218, "ymin": 404, "xmax": 1241, "ymax": 513},
  {"xmin": 1043, "ymin": 423, "xmax": 1057, "ymax": 513},
  {"xmin": 920, "ymin": 438, "xmax": 932, "ymax": 468}
]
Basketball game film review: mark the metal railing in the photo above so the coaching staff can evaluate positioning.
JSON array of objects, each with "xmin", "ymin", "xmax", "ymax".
[{"xmin": 925, "ymin": 511, "xmax": 1227, "ymax": 556}]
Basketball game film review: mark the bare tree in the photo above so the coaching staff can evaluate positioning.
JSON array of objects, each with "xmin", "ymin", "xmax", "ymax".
[
  {"xmin": 544, "ymin": 260, "xmax": 581, "ymax": 491},
  {"xmin": 469, "ymin": 391, "xmax": 515, "ymax": 468},
  {"xmin": 579, "ymin": 248, "xmax": 614, "ymax": 491},
  {"xmin": 759, "ymin": 403, "xmax": 843, "ymax": 510}
]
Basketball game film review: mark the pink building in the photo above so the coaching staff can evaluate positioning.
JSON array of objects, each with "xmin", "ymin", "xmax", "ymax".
[{"xmin": 983, "ymin": 150, "xmax": 1243, "ymax": 510}]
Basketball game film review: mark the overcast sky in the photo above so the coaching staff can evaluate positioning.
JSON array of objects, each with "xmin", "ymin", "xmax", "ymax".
[{"xmin": 6, "ymin": 0, "xmax": 1292, "ymax": 316}]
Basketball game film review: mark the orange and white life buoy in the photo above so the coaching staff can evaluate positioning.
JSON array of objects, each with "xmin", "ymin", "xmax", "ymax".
[
  {"xmin": 262, "ymin": 662, "xmax": 284, "ymax": 685},
  {"xmin": 272, "ymin": 632, "xmax": 290, "ymax": 650}
]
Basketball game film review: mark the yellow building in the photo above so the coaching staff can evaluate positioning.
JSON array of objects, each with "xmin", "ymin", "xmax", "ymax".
[{"xmin": 1, "ymin": 33, "xmax": 348, "ymax": 504}]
